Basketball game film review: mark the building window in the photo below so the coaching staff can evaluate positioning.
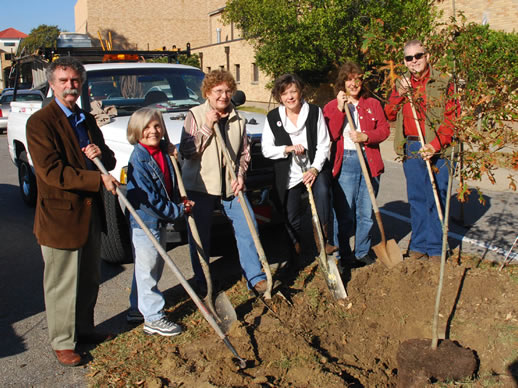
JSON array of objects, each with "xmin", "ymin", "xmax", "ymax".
[
  {"xmin": 252, "ymin": 63, "xmax": 259, "ymax": 83},
  {"xmin": 5, "ymin": 54, "xmax": 12, "ymax": 60},
  {"xmin": 219, "ymin": 65, "xmax": 225, "ymax": 71},
  {"xmin": 206, "ymin": 66, "xmax": 211, "ymax": 73},
  {"xmin": 235, "ymin": 64, "xmax": 240, "ymax": 83},
  {"xmin": 4, "ymin": 42, "xmax": 15, "ymax": 47}
]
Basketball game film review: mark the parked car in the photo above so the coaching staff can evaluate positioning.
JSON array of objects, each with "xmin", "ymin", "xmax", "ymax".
[
  {"xmin": 0, "ymin": 89, "xmax": 44, "ymax": 133},
  {"xmin": 8, "ymin": 62, "xmax": 273, "ymax": 264},
  {"xmin": 1, "ymin": 87, "xmax": 14, "ymax": 96}
]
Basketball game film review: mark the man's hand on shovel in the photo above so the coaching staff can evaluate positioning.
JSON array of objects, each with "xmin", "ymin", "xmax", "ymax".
[{"xmin": 83, "ymin": 144, "xmax": 120, "ymax": 195}]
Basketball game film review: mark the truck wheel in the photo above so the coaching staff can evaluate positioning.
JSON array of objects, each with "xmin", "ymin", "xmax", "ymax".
[
  {"xmin": 18, "ymin": 151, "xmax": 37, "ymax": 207},
  {"xmin": 100, "ymin": 186, "xmax": 133, "ymax": 264}
]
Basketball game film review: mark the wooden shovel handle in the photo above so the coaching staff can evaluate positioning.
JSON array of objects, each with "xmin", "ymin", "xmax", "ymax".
[
  {"xmin": 343, "ymin": 105, "xmax": 387, "ymax": 244},
  {"xmin": 407, "ymin": 93, "xmax": 444, "ymax": 224},
  {"xmin": 167, "ymin": 150, "xmax": 218, "ymax": 318},
  {"xmin": 211, "ymin": 122, "xmax": 273, "ymax": 299},
  {"xmin": 92, "ymin": 157, "xmax": 228, "ymax": 340}
]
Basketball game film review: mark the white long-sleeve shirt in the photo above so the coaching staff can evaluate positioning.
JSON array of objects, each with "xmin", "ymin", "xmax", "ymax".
[{"xmin": 262, "ymin": 102, "xmax": 330, "ymax": 189}]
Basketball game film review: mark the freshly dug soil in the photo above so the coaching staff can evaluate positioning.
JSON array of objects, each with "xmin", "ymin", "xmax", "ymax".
[
  {"xmin": 397, "ymin": 338, "xmax": 477, "ymax": 387},
  {"xmin": 89, "ymin": 254, "xmax": 518, "ymax": 387}
]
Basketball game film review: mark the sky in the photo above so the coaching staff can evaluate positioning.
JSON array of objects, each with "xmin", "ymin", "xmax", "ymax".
[{"xmin": 0, "ymin": 0, "xmax": 76, "ymax": 35}]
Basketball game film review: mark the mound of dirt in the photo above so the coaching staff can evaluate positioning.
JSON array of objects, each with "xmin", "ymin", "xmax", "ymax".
[{"xmin": 89, "ymin": 256, "xmax": 518, "ymax": 387}]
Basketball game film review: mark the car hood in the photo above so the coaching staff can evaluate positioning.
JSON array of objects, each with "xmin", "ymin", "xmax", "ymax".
[{"xmin": 100, "ymin": 109, "xmax": 266, "ymax": 147}]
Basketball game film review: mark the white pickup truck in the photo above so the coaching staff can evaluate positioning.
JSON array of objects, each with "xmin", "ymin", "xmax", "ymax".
[{"xmin": 7, "ymin": 61, "xmax": 273, "ymax": 264}]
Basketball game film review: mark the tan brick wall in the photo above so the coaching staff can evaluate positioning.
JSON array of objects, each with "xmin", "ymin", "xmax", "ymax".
[
  {"xmin": 75, "ymin": 0, "xmax": 517, "ymax": 104},
  {"xmin": 435, "ymin": 0, "xmax": 518, "ymax": 33},
  {"xmin": 75, "ymin": 0, "xmax": 208, "ymax": 50},
  {"xmin": 193, "ymin": 39, "xmax": 272, "ymax": 103}
]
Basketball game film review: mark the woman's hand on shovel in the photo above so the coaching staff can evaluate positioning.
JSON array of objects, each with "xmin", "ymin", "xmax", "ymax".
[
  {"xmin": 302, "ymin": 167, "xmax": 318, "ymax": 187},
  {"xmin": 167, "ymin": 143, "xmax": 179, "ymax": 159},
  {"xmin": 181, "ymin": 197, "xmax": 195, "ymax": 215},
  {"xmin": 231, "ymin": 176, "xmax": 246, "ymax": 197}
]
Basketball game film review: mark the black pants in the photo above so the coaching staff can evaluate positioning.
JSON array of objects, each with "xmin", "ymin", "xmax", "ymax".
[{"xmin": 284, "ymin": 168, "xmax": 332, "ymax": 245}]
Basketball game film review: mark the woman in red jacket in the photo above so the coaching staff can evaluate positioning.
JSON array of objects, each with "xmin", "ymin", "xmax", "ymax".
[{"xmin": 323, "ymin": 62, "xmax": 390, "ymax": 267}]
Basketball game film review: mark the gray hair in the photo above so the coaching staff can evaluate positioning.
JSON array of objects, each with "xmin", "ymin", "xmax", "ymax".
[
  {"xmin": 127, "ymin": 108, "xmax": 167, "ymax": 145},
  {"xmin": 403, "ymin": 39, "xmax": 427, "ymax": 53},
  {"xmin": 46, "ymin": 56, "xmax": 87, "ymax": 84}
]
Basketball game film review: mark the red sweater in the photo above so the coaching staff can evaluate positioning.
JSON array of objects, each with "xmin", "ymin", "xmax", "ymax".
[
  {"xmin": 323, "ymin": 96, "xmax": 390, "ymax": 178},
  {"xmin": 384, "ymin": 68, "xmax": 457, "ymax": 152}
]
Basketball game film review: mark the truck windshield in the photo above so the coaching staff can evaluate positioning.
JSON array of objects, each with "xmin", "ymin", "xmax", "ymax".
[{"xmin": 82, "ymin": 67, "xmax": 205, "ymax": 116}]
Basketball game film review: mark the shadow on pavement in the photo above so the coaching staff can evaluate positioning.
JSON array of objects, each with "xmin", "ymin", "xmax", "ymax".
[{"xmin": 0, "ymin": 183, "xmax": 126, "ymax": 359}]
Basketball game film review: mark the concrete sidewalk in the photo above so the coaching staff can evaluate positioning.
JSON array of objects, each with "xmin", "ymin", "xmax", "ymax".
[{"xmin": 379, "ymin": 131, "xmax": 516, "ymax": 193}]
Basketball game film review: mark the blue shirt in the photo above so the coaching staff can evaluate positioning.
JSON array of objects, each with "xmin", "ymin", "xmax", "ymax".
[{"xmin": 55, "ymin": 98, "xmax": 93, "ymax": 169}]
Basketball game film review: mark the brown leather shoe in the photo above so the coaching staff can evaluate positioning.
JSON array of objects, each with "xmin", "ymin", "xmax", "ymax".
[
  {"xmin": 406, "ymin": 250, "xmax": 427, "ymax": 260},
  {"xmin": 54, "ymin": 349, "xmax": 81, "ymax": 367},
  {"xmin": 325, "ymin": 243, "xmax": 339, "ymax": 255},
  {"xmin": 78, "ymin": 332, "xmax": 115, "ymax": 345}
]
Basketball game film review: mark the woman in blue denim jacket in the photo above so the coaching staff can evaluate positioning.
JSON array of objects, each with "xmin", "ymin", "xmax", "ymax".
[{"xmin": 125, "ymin": 108, "xmax": 194, "ymax": 337}]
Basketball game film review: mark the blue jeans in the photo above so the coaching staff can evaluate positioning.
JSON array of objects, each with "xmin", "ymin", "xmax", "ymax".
[
  {"xmin": 404, "ymin": 140, "xmax": 450, "ymax": 256},
  {"xmin": 186, "ymin": 191, "xmax": 266, "ymax": 289},
  {"xmin": 332, "ymin": 149, "xmax": 379, "ymax": 260},
  {"xmin": 129, "ymin": 227, "xmax": 166, "ymax": 322}
]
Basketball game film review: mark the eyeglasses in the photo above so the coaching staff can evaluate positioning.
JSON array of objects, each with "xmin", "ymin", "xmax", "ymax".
[
  {"xmin": 212, "ymin": 89, "xmax": 233, "ymax": 96},
  {"xmin": 404, "ymin": 52, "xmax": 426, "ymax": 62}
]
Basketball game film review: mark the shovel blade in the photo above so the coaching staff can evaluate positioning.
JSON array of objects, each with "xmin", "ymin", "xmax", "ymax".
[
  {"xmin": 373, "ymin": 239, "xmax": 403, "ymax": 269},
  {"xmin": 326, "ymin": 255, "xmax": 348, "ymax": 299},
  {"xmin": 213, "ymin": 291, "xmax": 237, "ymax": 334},
  {"xmin": 315, "ymin": 252, "xmax": 348, "ymax": 299}
]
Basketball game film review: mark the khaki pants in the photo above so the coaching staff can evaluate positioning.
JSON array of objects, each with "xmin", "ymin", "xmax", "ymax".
[{"xmin": 41, "ymin": 204, "xmax": 101, "ymax": 350}]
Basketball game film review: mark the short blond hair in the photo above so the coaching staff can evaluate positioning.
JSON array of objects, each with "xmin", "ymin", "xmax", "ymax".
[
  {"xmin": 201, "ymin": 70, "xmax": 237, "ymax": 98},
  {"xmin": 127, "ymin": 108, "xmax": 166, "ymax": 145}
]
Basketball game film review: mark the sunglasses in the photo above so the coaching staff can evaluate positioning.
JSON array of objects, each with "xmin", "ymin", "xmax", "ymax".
[{"xmin": 404, "ymin": 52, "xmax": 426, "ymax": 62}]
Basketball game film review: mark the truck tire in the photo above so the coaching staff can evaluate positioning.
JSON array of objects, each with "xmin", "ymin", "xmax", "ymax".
[
  {"xmin": 100, "ymin": 186, "xmax": 133, "ymax": 264},
  {"xmin": 18, "ymin": 151, "xmax": 37, "ymax": 207}
]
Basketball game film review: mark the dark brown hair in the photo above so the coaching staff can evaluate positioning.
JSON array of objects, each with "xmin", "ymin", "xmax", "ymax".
[
  {"xmin": 334, "ymin": 62, "xmax": 368, "ymax": 97},
  {"xmin": 271, "ymin": 73, "xmax": 304, "ymax": 103}
]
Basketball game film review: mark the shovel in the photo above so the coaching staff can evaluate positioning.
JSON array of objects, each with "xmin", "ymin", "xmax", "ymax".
[
  {"xmin": 293, "ymin": 152, "xmax": 348, "ymax": 300},
  {"xmin": 212, "ymin": 124, "xmax": 274, "ymax": 299},
  {"xmin": 167, "ymin": 148, "xmax": 237, "ymax": 333},
  {"xmin": 93, "ymin": 157, "xmax": 247, "ymax": 369},
  {"xmin": 343, "ymin": 105, "xmax": 403, "ymax": 269},
  {"xmin": 400, "ymin": 77, "xmax": 444, "ymax": 225}
]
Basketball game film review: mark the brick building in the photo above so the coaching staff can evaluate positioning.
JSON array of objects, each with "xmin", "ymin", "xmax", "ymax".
[
  {"xmin": 436, "ymin": 0, "xmax": 518, "ymax": 32},
  {"xmin": 0, "ymin": 28, "xmax": 28, "ymax": 90},
  {"xmin": 74, "ymin": 0, "xmax": 517, "ymax": 105},
  {"xmin": 75, "ymin": 0, "xmax": 271, "ymax": 104}
]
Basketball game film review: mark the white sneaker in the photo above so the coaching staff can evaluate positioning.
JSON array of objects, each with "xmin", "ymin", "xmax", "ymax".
[{"xmin": 143, "ymin": 317, "xmax": 183, "ymax": 337}]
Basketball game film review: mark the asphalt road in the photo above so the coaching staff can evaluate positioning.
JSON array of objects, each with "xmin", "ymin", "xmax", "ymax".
[{"xmin": 1, "ymin": 132, "xmax": 516, "ymax": 387}]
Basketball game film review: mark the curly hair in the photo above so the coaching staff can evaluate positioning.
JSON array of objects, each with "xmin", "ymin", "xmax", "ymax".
[
  {"xmin": 46, "ymin": 56, "xmax": 86, "ymax": 85},
  {"xmin": 333, "ymin": 62, "xmax": 368, "ymax": 97},
  {"xmin": 201, "ymin": 70, "xmax": 237, "ymax": 98},
  {"xmin": 271, "ymin": 73, "xmax": 304, "ymax": 103}
]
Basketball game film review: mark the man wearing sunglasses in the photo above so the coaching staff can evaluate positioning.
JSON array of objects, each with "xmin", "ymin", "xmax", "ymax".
[{"xmin": 385, "ymin": 39, "xmax": 458, "ymax": 262}]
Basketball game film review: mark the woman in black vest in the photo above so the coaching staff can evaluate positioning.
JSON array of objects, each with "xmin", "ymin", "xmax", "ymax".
[{"xmin": 262, "ymin": 74, "xmax": 335, "ymax": 259}]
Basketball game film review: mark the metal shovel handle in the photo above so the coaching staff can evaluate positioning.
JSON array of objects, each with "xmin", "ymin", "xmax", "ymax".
[
  {"xmin": 211, "ymin": 124, "xmax": 273, "ymax": 299},
  {"xmin": 93, "ymin": 157, "xmax": 246, "ymax": 368}
]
